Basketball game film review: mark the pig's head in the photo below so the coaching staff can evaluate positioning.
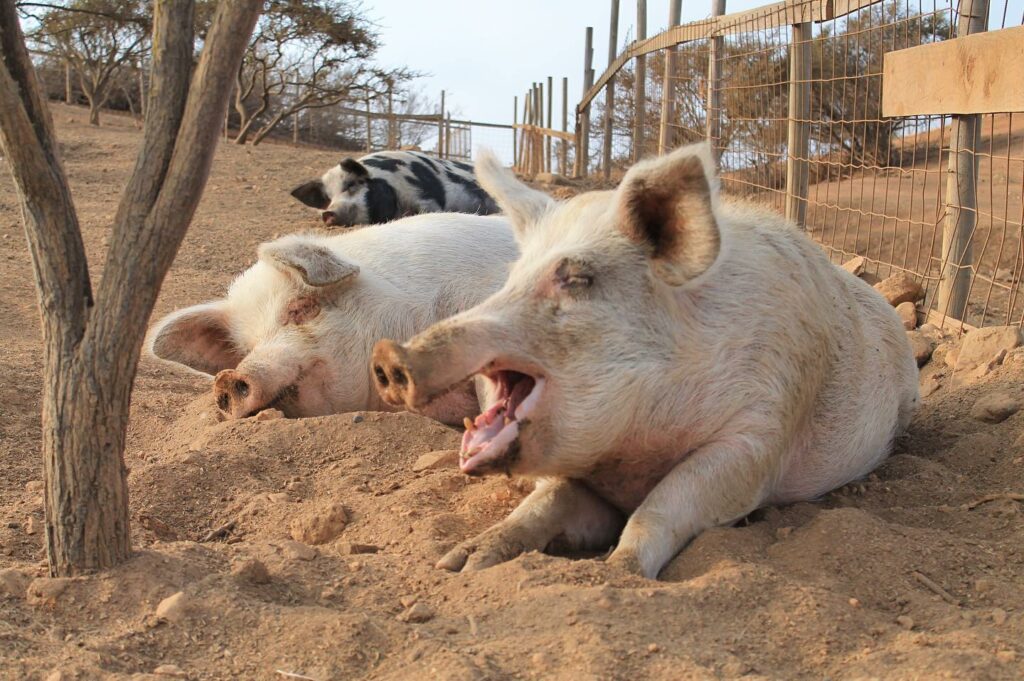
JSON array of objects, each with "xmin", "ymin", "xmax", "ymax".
[
  {"xmin": 371, "ymin": 144, "xmax": 724, "ymax": 477},
  {"xmin": 150, "ymin": 234, "xmax": 402, "ymax": 419},
  {"xmin": 290, "ymin": 158, "xmax": 399, "ymax": 227}
]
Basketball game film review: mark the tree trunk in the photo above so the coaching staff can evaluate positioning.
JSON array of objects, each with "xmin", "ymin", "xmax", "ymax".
[{"xmin": 0, "ymin": 0, "xmax": 261, "ymax": 577}]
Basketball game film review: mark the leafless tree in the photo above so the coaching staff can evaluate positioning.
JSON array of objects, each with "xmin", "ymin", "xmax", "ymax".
[
  {"xmin": 23, "ymin": 0, "xmax": 150, "ymax": 125},
  {"xmin": 0, "ymin": 0, "xmax": 260, "ymax": 576}
]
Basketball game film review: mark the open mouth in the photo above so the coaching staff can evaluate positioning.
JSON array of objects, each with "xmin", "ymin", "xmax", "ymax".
[{"xmin": 460, "ymin": 370, "xmax": 544, "ymax": 474}]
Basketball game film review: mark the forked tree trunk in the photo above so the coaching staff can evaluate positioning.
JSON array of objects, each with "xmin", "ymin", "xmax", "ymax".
[{"xmin": 0, "ymin": 0, "xmax": 261, "ymax": 576}]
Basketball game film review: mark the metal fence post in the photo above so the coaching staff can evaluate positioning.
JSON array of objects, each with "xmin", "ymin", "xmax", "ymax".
[
  {"xmin": 633, "ymin": 0, "xmax": 647, "ymax": 162},
  {"xmin": 657, "ymin": 0, "xmax": 682, "ymax": 155},
  {"xmin": 706, "ymin": 0, "xmax": 726, "ymax": 166},
  {"xmin": 939, "ymin": 0, "xmax": 988, "ymax": 322},
  {"xmin": 785, "ymin": 21, "xmax": 811, "ymax": 227},
  {"xmin": 603, "ymin": 0, "xmax": 620, "ymax": 180},
  {"xmin": 577, "ymin": 27, "xmax": 594, "ymax": 178}
]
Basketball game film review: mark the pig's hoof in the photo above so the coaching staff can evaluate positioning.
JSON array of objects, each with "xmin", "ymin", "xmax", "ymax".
[
  {"xmin": 605, "ymin": 547, "xmax": 645, "ymax": 576},
  {"xmin": 435, "ymin": 529, "xmax": 528, "ymax": 572}
]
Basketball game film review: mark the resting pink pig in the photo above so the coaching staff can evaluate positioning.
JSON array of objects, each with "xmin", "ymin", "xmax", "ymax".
[
  {"xmin": 371, "ymin": 144, "xmax": 918, "ymax": 578},
  {"xmin": 149, "ymin": 213, "xmax": 516, "ymax": 425}
]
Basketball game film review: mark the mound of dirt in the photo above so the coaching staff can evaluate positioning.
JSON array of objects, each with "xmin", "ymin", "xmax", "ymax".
[{"xmin": 1, "ymin": 105, "xmax": 1022, "ymax": 680}]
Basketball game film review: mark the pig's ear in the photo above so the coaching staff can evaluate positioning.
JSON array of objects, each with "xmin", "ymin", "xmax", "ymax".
[
  {"xmin": 615, "ymin": 143, "xmax": 722, "ymax": 286},
  {"xmin": 474, "ymin": 149, "xmax": 553, "ymax": 239},
  {"xmin": 290, "ymin": 180, "xmax": 330, "ymax": 209},
  {"xmin": 340, "ymin": 158, "xmax": 369, "ymax": 178},
  {"xmin": 149, "ymin": 304, "xmax": 242, "ymax": 376},
  {"xmin": 259, "ymin": 238, "xmax": 360, "ymax": 288}
]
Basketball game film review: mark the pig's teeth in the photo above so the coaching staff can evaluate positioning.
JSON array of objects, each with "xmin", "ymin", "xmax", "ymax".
[
  {"xmin": 463, "ymin": 417, "xmax": 474, "ymax": 431},
  {"xmin": 503, "ymin": 414, "xmax": 513, "ymax": 426}
]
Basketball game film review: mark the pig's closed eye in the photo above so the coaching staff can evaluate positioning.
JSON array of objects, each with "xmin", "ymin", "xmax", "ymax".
[{"xmin": 554, "ymin": 258, "xmax": 594, "ymax": 292}]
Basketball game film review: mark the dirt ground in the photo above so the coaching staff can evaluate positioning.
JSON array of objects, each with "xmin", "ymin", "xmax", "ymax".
[{"xmin": 1, "ymin": 105, "xmax": 1022, "ymax": 680}]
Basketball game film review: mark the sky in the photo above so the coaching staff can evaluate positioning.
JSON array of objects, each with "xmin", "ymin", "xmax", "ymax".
[{"xmin": 366, "ymin": 0, "xmax": 766, "ymax": 127}]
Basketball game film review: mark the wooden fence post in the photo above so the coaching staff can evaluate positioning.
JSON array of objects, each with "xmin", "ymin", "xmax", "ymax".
[
  {"xmin": 513, "ymin": 95, "xmax": 518, "ymax": 170},
  {"xmin": 707, "ymin": 0, "xmax": 726, "ymax": 166},
  {"xmin": 633, "ymin": 0, "xmax": 647, "ymax": 162},
  {"xmin": 560, "ymin": 76, "xmax": 569, "ymax": 175},
  {"xmin": 785, "ymin": 21, "xmax": 811, "ymax": 226},
  {"xmin": 939, "ymin": 0, "xmax": 989, "ymax": 321},
  {"xmin": 538, "ymin": 81, "xmax": 545, "ymax": 173},
  {"xmin": 545, "ymin": 76, "xmax": 553, "ymax": 173},
  {"xmin": 437, "ymin": 90, "xmax": 445, "ymax": 158},
  {"xmin": 64, "ymin": 58, "xmax": 72, "ymax": 104},
  {"xmin": 366, "ymin": 95, "xmax": 373, "ymax": 152},
  {"xmin": 657, "ymin": 0, "xmax": 682, "ymax": 154},
  {"xmin": 577, "ymin": 26, "xmax": 594, "ymax": 178},
  {"xmin": 519, "ymin": 91, "xmax": 529, "ymax": 171},
  {"xmin": 603, "ymin": 0, "xmax": 620, "ymax": 180}
]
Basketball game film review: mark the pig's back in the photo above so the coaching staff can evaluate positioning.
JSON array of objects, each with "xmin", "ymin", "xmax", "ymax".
[
  {"xmin": 325, "ymin": 213, "xmax": 517, "ymax": 309},
  {"xmin": 717, "ymin": 201, "xmax": 918, "ymax": 501}
]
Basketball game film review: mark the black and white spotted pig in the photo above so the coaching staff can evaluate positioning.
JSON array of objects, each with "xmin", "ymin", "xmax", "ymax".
[{"xmin": 290, "ymin": 150, "xmax": 499, "ymax": 227}]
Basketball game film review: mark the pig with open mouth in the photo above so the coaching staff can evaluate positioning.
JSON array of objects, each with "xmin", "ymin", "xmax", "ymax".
[{"xmin": 371, "ymin": 144, "xmax": 919, "ymax": 578}]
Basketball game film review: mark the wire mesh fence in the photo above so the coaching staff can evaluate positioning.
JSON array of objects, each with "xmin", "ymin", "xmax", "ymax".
[{"xmin": 576, "ymin": 0, "xmax": 1024, "ymax": 331}]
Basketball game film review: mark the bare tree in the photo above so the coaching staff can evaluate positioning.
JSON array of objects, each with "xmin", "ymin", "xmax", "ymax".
[
  {"xmin": 0, "ymin": 0, "xmax": 260, "ymax": 576},
  {"xmin": 232, "ymin": 0, "xmax": 376, "ymax": 144},
  {"xmin": 24, "ymin": 0, "xmax": 150, "ymax": 125}
]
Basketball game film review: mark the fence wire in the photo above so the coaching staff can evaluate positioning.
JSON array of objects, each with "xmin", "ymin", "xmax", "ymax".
[{"xmin": 582, "ymin": 0, "xmax": 1024, "ymax": 330}]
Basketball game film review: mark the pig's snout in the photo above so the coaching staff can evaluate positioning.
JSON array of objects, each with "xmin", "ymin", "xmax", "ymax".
[
  {"xmin": 214, "ymin": 369, "xmax": 270, "ymax": 419},
  {"xmin": 372, "ymin": 339, "xmax": 415, "ymax": 410},
  {"xmin": 321, "ymin": 211, "xmax": 336, "ymax": 225}
]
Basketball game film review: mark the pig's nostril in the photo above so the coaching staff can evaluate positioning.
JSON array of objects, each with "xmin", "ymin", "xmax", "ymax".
[
  {"xmin": 321, "ymin": 212, "xmax": 334, "ymax": 224},
  {"xmin": 391, "ymin": 368, "xmax": 407, "ymax": 386},
  {"xmin": 217, "ymin": 393, "xmax": 229, "ymax": 411},
  {"xmin": 235, "ymin": 380, "xmax": 249, "ymax": 397},
  {"xmin": 374, "ymin": 365, "xmax": 389, "ymax": 387}
]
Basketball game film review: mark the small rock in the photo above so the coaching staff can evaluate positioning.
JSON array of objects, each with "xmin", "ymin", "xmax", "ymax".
[
  {"xmin": 26, "ymin": 578, "xmax": 71, "ymax": 606},
  {"xmin": 896, "ymin": 302, "xmax": 917, "ymax": 330},
  {"xmin": 253, "ymin": 408, "xmax": 283, "ymax": 421},
  {"xmin": 153, "ymin": 664, "xmax": 187, "ymax": 677},
  {"xmin": 954, "ymin": 326, "xmax": 1021, "ymax": 385},
  {"xmin": 352, "ymin": 414, "xmax": 364, "ymax": 424},
  {"xmin": 848, "ymin": 598, "xmax": 861, "ymax": 608},
  {"xmin": 155, "ymin": 591, "xmax": 189, "ymax": 622},
  {"xmin": 647, "ymin": 643, "xmax": 660, "ymax": 653},
  {"xmin": 337, "ymin": 542, "xmax": 380, "ymax": 555},
  {"xmin": 0, "ymin": 568, "xmax": 31, "ymax": 598},
  {"xmin": 399, "ymin": 594, "xmax": 418, "ymax": 608},
  {"xmin": 942, "ymin": 344, "xmax": 960, "ymax": 369},
  {"xmin": 266, "ymin": 492, "xmax": 291, "ymax": 503},
  {"xmin": 397, "ymin": 602, "xmax": 434, "ymax": 623},
  {"xmin": 874, "ymin": 273, "xmax": 925, "ymax": 307},
  {"xmin": 278, "ymin": 539, "xmax": 318, "ymax": 561},
  {"xmin": 25, "ymin": 480, "xmax": 44, "ymax": 493},
  {"xmin": 895, "ymin": 615, "xmax": 915, "ymax": 630},
  {"xmin": 289, "ymin": 502, "xmax": 348, "ymax": 545},
  {"xmin": 412, "ymin": 449, "xmax": 459, "ymax": 472},
  {"xmin": 840, "ymin": 256, "xmax": 866, "ymax": 276},
  {"xmin": 231, "ymin": 558, "xmax": 270, "ymax": 584},
  {"xmin": 25, "ymin": 517, "xmax": 41, "ymax": 535},
  {"xmin": 906, "ymin": 331, "xmax": 935, "ymax": 367},
  {"xmin": 971, "ymin": 392, "xmax": 1020, "ymax": 423},
  {"xmin": 919, "ymin": 376, "xmax": 942, "ymax": 398}
]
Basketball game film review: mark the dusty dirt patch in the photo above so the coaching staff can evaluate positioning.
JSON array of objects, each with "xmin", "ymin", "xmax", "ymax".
[{"xmin": 1, "ymin": 105, "xmax": 1022, "ymax": 680}]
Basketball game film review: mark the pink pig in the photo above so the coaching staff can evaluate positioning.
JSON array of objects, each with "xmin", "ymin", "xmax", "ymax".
[{"xmin": 371, "ymin": 144, "xmax": 918, "ymax": 578}]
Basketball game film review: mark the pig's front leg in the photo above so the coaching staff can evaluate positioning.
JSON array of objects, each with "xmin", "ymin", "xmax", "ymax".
[
  {"xmin": 607, "ymin": 437, "xmax": 777, "ymax": 578},
  {"xmin": 438, "ymin": 478, "xmax": 624, "ymax": 572}
]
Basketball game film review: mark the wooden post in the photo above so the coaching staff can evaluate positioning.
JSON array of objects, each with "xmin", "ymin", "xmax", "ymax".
[
  {"xmin": 939, "ymin": 0, "xmax": 989, "ymax": 321},
  {"xmin": 445, "ymin": 113, "xmax": 452, "ymax": 159},
  {"xmin": 437, "ymin": 89, "xmax": 445, "ymax": 158},
  {"xmin": 537, "ymin": 83, "xmax": 544, "ymax": 174},
  {"xmin": 603, "ymin": 0, "xmax": 620, "ymax": 180},
  {"xmin": 658, "ymin": 0, "xmax": 682, "ymax": 154},
  {"xmin": 64, "ymin": 58, "xmax": 72, "ymax": 104},
  {"xmin": 707, "ymin": 0, "xmax": 726, "ymax": 165},
  {"xmin": 386, "ymin": 81, "xmax": 395, "ymax": 149},
  {"xmin": 366, "ymin": 94, "xmax": 373, "ymax": 152},
  {"xmin": 560, "ymin": 76, "xmax": 569, "ymax": 175},
  {"xmin": 519, "ymin": 91, "xmax": 529, "ymax": 170},
  {"xmin": 137, "ymin": 60, "xmax": 145, "ymax": 118},
  {"xmin": 577, "ymin": 27, "xmax": 595, "ymax": 178},
  {"xmin": 785, "ymin": 21, "xmax": 811, "ymax": 226},
  {"xmin": 513, "ymin": 95, "xmax": 518, "ymax": 170},
  {"xmin": 545, "ymin": 76, "xmax": 553, "ymax": 173},
  {"xmin": 633, "ymin": 0, "xmax": 647, "ymax": 162}
]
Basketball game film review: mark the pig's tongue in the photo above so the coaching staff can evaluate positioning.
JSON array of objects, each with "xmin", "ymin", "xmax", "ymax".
[{"xmin": 460, "ymin": 371, "xmax": 541, "ymax": 474}]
